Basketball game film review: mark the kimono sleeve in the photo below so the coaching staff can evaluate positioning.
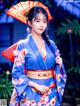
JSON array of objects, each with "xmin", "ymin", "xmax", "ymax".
[
  {"xmin": 50, "ymin": 40, "xmax": 67, "ymax": 103},
  {"xmin": 12, "ymin": 41, "xmax": 30, "ymax": 96}
]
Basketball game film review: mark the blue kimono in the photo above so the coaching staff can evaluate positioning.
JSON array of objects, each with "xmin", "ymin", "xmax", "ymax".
[{"xmin": 10, "ymin": 34, "xmax": 67, "ymax": 106}]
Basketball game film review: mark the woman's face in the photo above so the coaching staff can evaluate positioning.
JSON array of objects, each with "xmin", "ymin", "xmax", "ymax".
[{"xmin": 30, "ymin": 12, "xmax": 48, "ymax": 35}]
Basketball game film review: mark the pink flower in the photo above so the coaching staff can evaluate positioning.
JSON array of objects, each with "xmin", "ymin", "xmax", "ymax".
[{"xmin": 67, "ymin": 29, "xmax": 72, "ymax": 34}]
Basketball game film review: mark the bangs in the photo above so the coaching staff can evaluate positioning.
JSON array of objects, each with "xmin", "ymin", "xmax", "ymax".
[
  {"xmin": 33, "ymin": 12, "xmax": 48, "ymax": 21},
  {"xmin": 27, "ymin": 6, "xmax": 48, "ymax": 22}
]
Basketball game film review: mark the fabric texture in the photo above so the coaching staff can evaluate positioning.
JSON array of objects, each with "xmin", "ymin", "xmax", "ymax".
[{"xmin": 9, "ymin": 34, "xmax": 67, "ymax": 106}]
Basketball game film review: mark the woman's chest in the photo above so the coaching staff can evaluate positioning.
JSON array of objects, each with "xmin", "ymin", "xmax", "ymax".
[{"xmin": 25, "ymin": 43, "xmax": 55, "ymax": 69}]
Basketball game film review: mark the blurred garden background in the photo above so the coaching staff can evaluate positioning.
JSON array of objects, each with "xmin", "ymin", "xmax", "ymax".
[{"xmin": 0, "ymin": 0, "xmax": 80, "ymax": 106}]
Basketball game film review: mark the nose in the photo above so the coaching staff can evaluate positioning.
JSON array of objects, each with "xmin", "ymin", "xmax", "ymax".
[{"xmin": 40, "ymin": 22, "xmax": 44, "ymax": 27}]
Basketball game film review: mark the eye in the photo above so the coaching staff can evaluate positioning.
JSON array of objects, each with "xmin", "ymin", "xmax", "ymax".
[
  {"xmin": 43, "ymin": 21, "xmax": 47, "ymax": 23},
  {"xmin": 35, "ymin": 20, "xmax": 40, "ymax": 22},
  {"xmin": 43, "ymin": 20, "xmax": 47, "ymax": 23}
]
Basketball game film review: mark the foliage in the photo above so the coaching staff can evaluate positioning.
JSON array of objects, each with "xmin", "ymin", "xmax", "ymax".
[
  {"xmin": 56, "ymin": 19, "xmax": 80, "ymax": 35},
  {"xmin": 67, "ymin": 66, "xmax": 80, "ymax": 74},
  {"xmin": 55, "ymin": 19, "xmax": 80, "ymax": 74},
  {"xmin": 0, "ymin": 71, "xmax": 13, "ymax": 99}
]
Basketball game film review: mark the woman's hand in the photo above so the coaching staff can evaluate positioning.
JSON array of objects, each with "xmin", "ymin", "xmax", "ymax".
[
  {"xmin": 35, "ymin": 84, "xmax": 49, "ymax": 95},
  {"xmin": 28, "ymin": 81, "xmax": 49, "ymax": 95},
  {"xmin": 55, "ymin": 56, "xmax": 63, "ymax": 68}
]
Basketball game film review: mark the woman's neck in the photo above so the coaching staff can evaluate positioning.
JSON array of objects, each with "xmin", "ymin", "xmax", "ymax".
[{"xmin": 31, "ymin": 31, "xmax": 42, "ymax": 40}]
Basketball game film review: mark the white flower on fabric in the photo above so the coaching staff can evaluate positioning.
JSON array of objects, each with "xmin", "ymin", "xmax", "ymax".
[
  {"xmin": 13, "ymin": 47, "xmax": 28, "ymax": 66},
  {"xmin": 12, "ymin": 78, "xmax": 18, "ymax": 85},
  {"xmin": 37, "ymin": 102, "xmax": 42, "ymax": 106},
  {"xmin": 15, "ymin": 57, "xmax": 24, "ymax": 66},
  {"xmin": 45, "ymin": 103, "xmax": 51, "ymax": 106},
  {"xmin": 63, "ymin": 75, "xmax": 67, "ymax": 83},
  {"xmin": 31, "ymin": 103, "xmax": 36, "ymax": 106},
  {"xmin": 21, "ymin": 49, "xmax": 28, "ymax": 57},
  {"xmin": 38, "ymin": 94, "xmax": 49, "ymax": 105},
  {"xmin": 56, "ymin": 74, "xmax": 62, "ymax": 81},
  {"xmin": 57, "ymin": 86, "xmax": 62, "ymax": 92},
  {"xmin": 50, "ymin": 96, "xmax": 56, "ymax": 105},
  {"xmin": 14, "ymin": 49, "xmax": 28, "ymax": 66},
  {"xmin": 63, "ymin": 78, "xmax": 66, "ymax": 83},
  {"xmin": 62, "ymin": 83, "xmax": 65, "ymax": 88},
  {"xmin": 61, "ymin": 89, "xmax": 64, "ymax": 95},
  {"xmin": 25, "ymin": 101, "xmax": 31, "ymax": 106},
  {"xmin": 13, "ymin": 50, "xmax": 19, "ymax": 56},
  {"xmin": 18, "ymin": 78, "xmax": 24, "ymax": 85},
  {"xmin": 55, "ymin": 49, "xmax": 60, "ymax": 57},
  {"xmin": 12, "ymin": 78, "xmax": 24, "ymax": 85}
]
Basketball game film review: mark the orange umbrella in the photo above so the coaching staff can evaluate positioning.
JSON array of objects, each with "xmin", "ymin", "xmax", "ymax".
[
  {"xmin": 1, "ymin": 1, "xmax": 53, "ymax": 62},
  {"xmin": 1, "ymin": 43, "xmax": 17, "ymax": 62},
  {"xmin": 6, "ymin": 1, "xmax": 53, "ymax": 24}
]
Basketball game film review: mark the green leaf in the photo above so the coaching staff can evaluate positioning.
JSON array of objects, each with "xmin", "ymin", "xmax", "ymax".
[
  {"xmin": 61, "ymin": 22, "xmax": 67, "ymax": 28},
  {"xmin": 67, "ymin": 67, "xmax": 74, "ymax": 73},
  {"xmin": 0, "ymin": 72, "xmax": 13, "ymax": 99},
  {"xmin": 56, "ymin": 19, "xmax": 80, "ymax": 36},
  {"xmin": 55, "ymin": 27, "xmax": 66, "ymax": 35},
  {"xmin": 74, "ymin": 68, "xmax": 77, "ymax": 73}
]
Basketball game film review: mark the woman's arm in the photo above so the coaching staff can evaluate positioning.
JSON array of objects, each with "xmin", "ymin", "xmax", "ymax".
[
  {"xmin": 28, "ymin": 81, "xmax": 49, "ymax": 95},
  {"xmin": 12, "ymin": 41, "xmax": 30, "ymax": 96}
]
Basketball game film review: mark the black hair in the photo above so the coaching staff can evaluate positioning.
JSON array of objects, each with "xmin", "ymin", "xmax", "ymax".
[
  {"xmin": 26, "ymin": 6, "xmax": 50, "ymax": 44},
  {"xmin": 26, "ymin": 6, "xmax": 48, "ymax": 22}
]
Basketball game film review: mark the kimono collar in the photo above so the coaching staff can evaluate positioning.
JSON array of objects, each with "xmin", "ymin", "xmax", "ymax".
[{"xmin": 28, "ymin": 34, "xmax": 48, "ymax": 70}]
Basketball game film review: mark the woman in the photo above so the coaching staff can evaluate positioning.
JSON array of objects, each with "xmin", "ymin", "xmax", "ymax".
[{"xmin": 10, "ymin": 6, "xmax": 67, "ymax": 106}]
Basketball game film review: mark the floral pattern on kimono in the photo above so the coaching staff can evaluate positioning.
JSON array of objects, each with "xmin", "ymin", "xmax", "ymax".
[{"xmin": 10, "ymin": 34, "xmax": 67, "ymax": 106}]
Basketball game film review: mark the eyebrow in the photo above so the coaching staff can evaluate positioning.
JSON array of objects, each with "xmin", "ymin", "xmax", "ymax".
[{"xmin": 35, "ymin": 17, "xmax": 47, "ymax": 21}]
